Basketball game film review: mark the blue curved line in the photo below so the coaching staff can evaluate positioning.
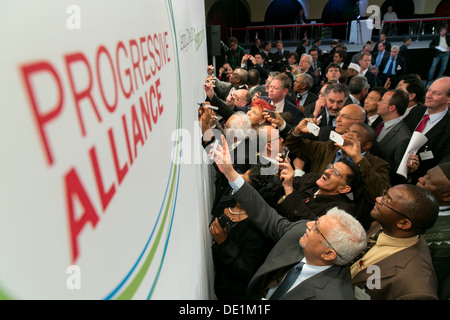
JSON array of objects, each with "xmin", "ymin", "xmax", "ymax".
[
  {"xmin": 103, "ymin": 151, "xmax": 176, "ymax": 300},
  {"xmin": 146, "ymin": 0, "xmax": 183, "ymax": 299},
  {"xmin": 147, "ymin": 156, "xmax": 181, "ymax": 299},
  {"xmin": 104, "ymin": 0, "xmax": 182, "ymax": 300}
]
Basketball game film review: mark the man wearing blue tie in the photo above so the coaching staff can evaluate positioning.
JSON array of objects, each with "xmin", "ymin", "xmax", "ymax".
[
  {"xmin": 373, "ymin": 42, "xmax": 387, "ymax": 68},
  {"xmin": 377, "ymin": 46, "xmax": 406, "ymax": 89}
]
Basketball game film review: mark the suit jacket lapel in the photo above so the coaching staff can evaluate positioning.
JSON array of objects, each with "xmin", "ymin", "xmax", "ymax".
[
  {"xmin": 424, "ymin": 112, "xmax": 449, "ymax": 142},
  {"xmin": 379, "ymin": 121, "xmax": 402, "ymax": 144},
  {"xmin": 352, "ymin": 238, "xmax": 422, "ymax": 284},
  {"xmin": 283, "ymin": 264, "xmax": 344, "ymax": 300}
]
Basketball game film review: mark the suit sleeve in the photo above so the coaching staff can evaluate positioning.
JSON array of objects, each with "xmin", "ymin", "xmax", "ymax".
[
  {"xmin": 355, "ymin": 155, "xmax": 391, "ymax": 203},
  {"xmin": 233, "ymin": 182, "xmax": 295, "ymax": 242}
]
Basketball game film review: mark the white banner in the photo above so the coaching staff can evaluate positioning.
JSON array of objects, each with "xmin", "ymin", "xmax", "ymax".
[{"xmin": 0, "ymin": 0, "xmax": 213, "ymax": 299}]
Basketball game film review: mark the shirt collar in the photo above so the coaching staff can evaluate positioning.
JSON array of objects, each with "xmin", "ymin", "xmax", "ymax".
[
  {"xmin": 426, "ymin": 107, "xmax": 448, "ymax": 125},
  {"xmin": 383, "ymin": 116, "xmax": 403, "ymax": 130}
]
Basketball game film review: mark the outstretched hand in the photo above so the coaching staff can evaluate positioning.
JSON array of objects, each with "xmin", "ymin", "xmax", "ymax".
[{"xmin": 209, "ymin": 135, "xmax": 239, "ymax": 182}]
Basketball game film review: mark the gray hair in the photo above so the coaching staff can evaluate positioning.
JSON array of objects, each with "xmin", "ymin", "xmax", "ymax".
[
  {"xmin": 348, "ymin": 75, "xmax": 369, "ymax": 94},
  {"xmin": 226, "ymin": 111, "xmax": 252, "ymax": 141},
  {"xmin": 324, "ymin": 207, "xmax": 367, "ymax": 265},
  {"xmin": 301, "ymin": 53, "xmax": 313, "ymax": 66},
  {"xmin": 323, "ymin": 82, "xmax": 349, "ymax": 99},
  {"xmin": 298, "ymin": 73, "xmax": 314, "ymax": 91}
]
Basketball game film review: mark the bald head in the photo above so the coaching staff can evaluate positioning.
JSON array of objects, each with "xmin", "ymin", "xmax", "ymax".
[{"xmin": 335, "ymin": 104, "xmax": 366, "ymax": 134}]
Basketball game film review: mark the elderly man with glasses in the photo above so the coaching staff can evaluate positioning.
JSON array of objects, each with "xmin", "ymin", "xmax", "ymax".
[
  {"xmin": 286, "ymin": 121, "xmax": 391, "ymax": 229},
  {"xmin": 350, "ymin": 184, "xmax": 439, "ymax": 300},
  {"xmin": 209, "ymin": 135, "xmax": 367, "ymax": 300}
]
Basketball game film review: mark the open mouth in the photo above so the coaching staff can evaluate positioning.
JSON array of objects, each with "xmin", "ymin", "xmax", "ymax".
[{"xmin": 322, "ymin": 171, "xmax": 331, "ymax": 181}]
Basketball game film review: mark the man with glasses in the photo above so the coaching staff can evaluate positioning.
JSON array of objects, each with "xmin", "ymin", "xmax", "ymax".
[
  {"xmin": 351, "ymin": 184, "xmax": 439, "ymax": 300},
  {"xmin": 275, "ymin": 158, "xmax": 360, "ymax": 222},
  {"xmin": 262, "ymin": 73, "xmax": 303, "ymax": 126},
  {"xmin": 375, "ymin": 89, "xmax": 412, "ymax": 185},
  {"xmin": 287, "ymin": 121, "xmax": 391, "ymax": 229},
  {"xmin": 209, "ymin": 135, "xmax": 367, "ymax": 300}
]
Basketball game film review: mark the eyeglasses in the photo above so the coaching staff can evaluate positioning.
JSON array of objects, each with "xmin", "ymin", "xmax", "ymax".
[
  {"xmin": 379, "ymin": 190, "xmax": 416, "ymax": 227},
  {"xmin": 313, "ymin": 217, "xmax": 342, "ymax": 259},
  {"xmin": 336, "ymin": 112, "xmax": 360, "ymax": 121},
  {"xmin": 326, "ymin": 164, "xmax": 347, "ymax": 181}
]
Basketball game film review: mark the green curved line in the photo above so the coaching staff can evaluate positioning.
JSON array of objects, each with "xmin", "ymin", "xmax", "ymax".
[
  {"xmin": 116, "ymin": 162, "xmax": 179, "ymax": 300},
  {"xmin": 0, "ymin": 286, "xmax": 12, "ymax": 300}
]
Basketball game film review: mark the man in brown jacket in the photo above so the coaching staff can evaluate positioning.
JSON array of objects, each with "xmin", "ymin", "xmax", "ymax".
[{"xmin": 351, "ymin": 184, "xmax": 439, "ymax": 300}]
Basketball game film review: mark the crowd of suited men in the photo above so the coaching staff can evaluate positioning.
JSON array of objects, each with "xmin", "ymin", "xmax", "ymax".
[{"xmin": 198, "ymin": 35, "xmax": 450, "ymax": 300}]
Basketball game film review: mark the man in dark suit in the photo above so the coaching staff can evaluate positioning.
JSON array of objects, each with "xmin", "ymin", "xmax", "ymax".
[
  {"xmin": 375, "ymin": 89, "xmax": 412, "ymax": 185},
  {"xmin": 308, "ymin": 48, "xmax": 323, "ymax": 83},
  {"xmin": 377, "ymin": 46, "xmax": 406, "ymax": 89},
  {"xmin": 403, "ymin": 77, "xmax": 450, "ymax": 184},
  {"xmin": 373, "ymin": 33, "xmax": 392, "ymax": 54},
  {"xmin": 292, "ymin": 73, "xmax": 318, "ymax": 114},
  {"xmin": 358, "ymin": 53, "xmax": 377, "ymax": 90},
  {"xmin": 396, "ymin": 77, "xmax": 426, "ymax": 118},
  {"xmin": 272, "ymin": 40, "xmax": 290, "ymax": 71},
  {"xmin": 372, "ymin": 42, "xmax": 388, "ymax": 68},
  {"xmin": 399, "ymin": 37, "xmax": 412, "ymax": 71},
  {"xmin": 261, "ymin": 41, "xmax": 274, "ymax": 70},
  {"xmin": 246, "ymin": 52, "xmax": 271, "ymax": 85},
  {"xmin": 209, "ymin": 136, "xmax": 367, "ymax": 300},
  {"xmin": 263, "ymin": 73, "xmax": 303, "ymax": 126},
  {"xmin": 295, "ymin": 38, "xmax": 308, "ymax": 58},
  {"xmin": 364, "ymin": 87, "xmax": 388, "ymax": 130},
  {"xmin": 351, "ymin": 184, "xmax": 439, "ymax": 300},
  {"xmin": 212, "ymin": 67, "xmax": 248, "ymax": 101},
  {"xmin": 304, "ymin": 83, "xmax": 349, "ymax": 128}
]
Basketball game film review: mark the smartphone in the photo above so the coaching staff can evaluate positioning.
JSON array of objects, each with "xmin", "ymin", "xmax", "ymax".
[
  {"xmin": 264, "ymin": 109, "xmax": 276, "ymax": 118},
  {"xmin": 217, "ymin": 214, "xmax": 232, "ymax": 229}
]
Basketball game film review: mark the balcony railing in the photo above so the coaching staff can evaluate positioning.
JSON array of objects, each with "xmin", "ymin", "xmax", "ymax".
[{"xmin": 229, "ymin": 16, "xmax": 450, "ymax": 44}]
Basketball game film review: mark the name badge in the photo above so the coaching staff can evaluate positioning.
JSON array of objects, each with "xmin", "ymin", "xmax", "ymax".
[{"xmin": 420, "ymin": 150, "xmax": 434, "ymax": 161}]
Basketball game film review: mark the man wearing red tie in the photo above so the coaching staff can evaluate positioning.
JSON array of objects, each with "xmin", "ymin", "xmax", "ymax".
[{"xmin": 403, "ymin": 77, "xmax": 450, "ymax": 183}]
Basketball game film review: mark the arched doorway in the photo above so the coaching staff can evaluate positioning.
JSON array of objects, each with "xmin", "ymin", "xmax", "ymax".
[
  {"xmin": 264, "ymin": 0, "xmax": 304, "ymax": 41},
  {"xmin": 206, "ymin": 0, "xmax": 251, "ymax": 43}
]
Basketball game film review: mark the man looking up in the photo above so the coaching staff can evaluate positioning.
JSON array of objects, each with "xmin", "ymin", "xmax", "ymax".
[
  {"xmin": 351, "ymin": 184, "xmax": 439, "ymax": 300},
  {"xmin": 209, "ymin": 135, "xmax": 367, "ymax": 300},
  {"xmin": 375, "ymin": 89, "xmax": 412, "ymax": 184}
]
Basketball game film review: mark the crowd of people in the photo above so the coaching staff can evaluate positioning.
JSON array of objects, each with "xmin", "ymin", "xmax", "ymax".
[{"xmin": 198, "ymin": 34, "xmax": 450, "ymax": 301}]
